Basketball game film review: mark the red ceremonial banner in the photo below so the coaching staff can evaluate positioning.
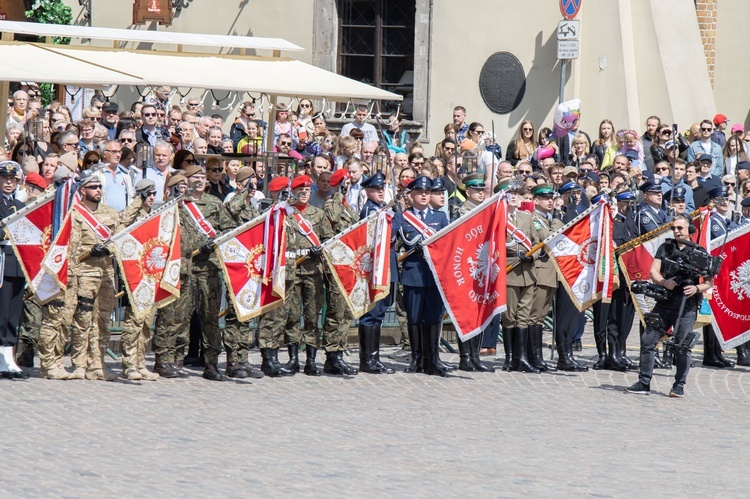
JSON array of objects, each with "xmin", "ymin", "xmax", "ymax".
[
  {"xmin": 422, "ymin": 195, "xmax": 507, "ymax": 341},
  {"xmin": 709, "ymin": 223, "xmax": 750, "ymax": 349}
]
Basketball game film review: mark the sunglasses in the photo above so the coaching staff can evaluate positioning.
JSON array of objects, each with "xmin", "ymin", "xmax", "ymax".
[
  {"xmin": 473, "ymin": 130, "xmax": 484, "ymax": 134},
  {"xmin": 724, "ymin": 182, "xmax": 736, "ymax": 186},
  {"xmin": 143, "ymin": 112, "xmax": 157, "ymax": 117},
  {"xmin": 522, "ymin": 127, "xmax": 533, "ymax": 132},
  {"xmin": 656, "ymin": 167, "xmax": 670, "ymax": 172},
  {"xmin": 187, "ymin": 103, "xmax": 200, "ymax": 107},
  {"xmin": 701, "ymin": 127, "xmax": 713, "ymax": 131},
  {"xmin": 183, "ymin": 158, "xmax": 196, "ymax": 164},
  {"xmin": 661, "ymin": 130, "xmax": 672, "ymax": 135},
  {"xmin": 85, "ymin": 185, "xmax": 103, "ymax": 190},
  {"xmin": 85, "ymin": 160, "xmax": 98, "ymax": 166},
  {"xmin": 518, "ymin": 169, "xmax": 532, "ymax": 175},
  {"xmin": 279, "ymin": 141, "xmax": 292, "ymax": 146},
  {"xmin": 208, "ymin": 168, "xmax": 223, "ymax": 173},
  {"xmin": 120, "ymin": 138, "xmax": 135, "ymax": 143}
]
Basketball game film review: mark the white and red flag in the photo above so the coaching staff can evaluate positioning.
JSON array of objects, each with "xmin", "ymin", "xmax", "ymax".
[
  {"xmin": 3, "ymin": 191, "xmax": 63, "ymax": 303},
  {"xmin": 111, "ymin": 202, "xmax": 181, "ymax": 320},
  {"xmin": 617, "ymin": 229, "xmax": 670, "ymax": 323},
  {"xmin": 42, "ymin": 206, "xmax": 75, "ymax": 292},
  {"xmin": 544, "ymin": 200, "xmax": 616, "ymax": 311},
  {"xmin": 422, "ymin": 194, "xmax": 507, "ymax": 341},
  {"xmin": 709, "ymin": 222, "xmax": 750, "ymax": 349},
  {"xmin": 322, "ymin": 209, "xmax": 393, "ymax": 318},
  {"xmin": 217, "ymin": 205, "xmax": 289, "ymax": 321}
]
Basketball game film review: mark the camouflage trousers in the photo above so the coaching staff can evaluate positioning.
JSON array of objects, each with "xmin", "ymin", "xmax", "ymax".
[
  {"xmin": 223, "ymin": 289, "xmax": 253, "ymax": 363},
  {"xmin": 70, "ymin": 268, "xmax": 117, "ymax": 371},
  {"xmin": 257, "ymin": 278, "xmax": 299, "ymax": 350},
  {"xmin": 20, "ymin": 295, "xmax": 42, "ymax": 348},
  {"xmin": 193, "ymin": 270, "xmax": 222, "ymax": 365},
  {"xmin": 395, "ymin": 283, "xmax": 409, "ymax": 348},
  {"xmin": 37, "ymin": 289, "xmax": 75, "ymax": 373},
  {"xmin": 286, "ymin": 272, "xmax": 324, "ymax": 348},
  {"xmin": 153, "ymin": 272, "xmax": 192, "ymax": 365},
  {"xmin": 120, "ymin": 307, "xmax": 155, "ymax": 371},
  {"xmin": 321, "ymin": 274, "xmax": 351, "ymax": 352}
]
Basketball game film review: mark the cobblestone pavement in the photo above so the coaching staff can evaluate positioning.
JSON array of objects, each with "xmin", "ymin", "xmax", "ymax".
[{"xmin": 2, "ymin": 332, "xmax": 750, "ymax": 497}]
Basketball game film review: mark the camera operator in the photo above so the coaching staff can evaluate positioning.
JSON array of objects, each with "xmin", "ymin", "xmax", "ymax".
[{"xmin": 625, "ymin": 214, "xmax": 713, "ymax": 397}]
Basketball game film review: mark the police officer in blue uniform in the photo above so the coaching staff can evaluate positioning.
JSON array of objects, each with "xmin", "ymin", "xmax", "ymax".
[
  {"xmin": 358, "ymin": 172, "xmax": 399, "ymax": 374},
  {"xmin": 0, "ymin": 161, "xmax": 30, "ymax": 379},
  {"xmin": 553, "ymin": 181, "xmax": 588, "ymax": 371},
  {"xmin": 665, "ymin": 185, "xmax": 689, "ymax": 215},
  {"xmin": 635, "ymin": 177, "xmax": 669, "ymax": 236},
  {"xmin": 703, "ymin": 185, "xmax": 738, "ymax": 368},
  {"xmin": 396, "ymin": 175, "xmax": 451, "ymax": 376}
]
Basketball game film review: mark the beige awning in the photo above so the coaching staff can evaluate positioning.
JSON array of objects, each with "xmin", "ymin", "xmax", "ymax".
[
  {"xmin": 40, "ymin": 44, "xmax": 401, "ymax": 101},
  {"xmin": 0, "ymin": 42, "xmax": 145, "ymax": 87}
]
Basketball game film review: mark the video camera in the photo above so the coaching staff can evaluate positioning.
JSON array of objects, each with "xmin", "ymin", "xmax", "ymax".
[
  {"xmin": 661, "ymin": 239, "xmax": 722, "ymax": 282},
  {"xmin": 631, "ymin": 281, "xmax": 670, "ymax": 301}
]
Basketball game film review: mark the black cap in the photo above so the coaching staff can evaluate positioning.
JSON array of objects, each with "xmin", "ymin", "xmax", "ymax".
[
  {"xmin": 361, "ymin": 172, "xmax": 386, "ymax": 188},
  {"xmin": 408, "ymin": 176, "xmax": 433, "ymax": 191},
  {"xmin": 431, "ymin": 177, "xmax": 446, "ymax": 192}
]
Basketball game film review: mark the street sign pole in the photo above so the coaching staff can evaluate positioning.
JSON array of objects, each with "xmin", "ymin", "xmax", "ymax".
[
  {"xmin": 559, "ymin": 60, "xmax": 566, "ymax": 104},
  {"xmin": 556, "ymin": 19, "xmax": 580, "ymax": 105}
]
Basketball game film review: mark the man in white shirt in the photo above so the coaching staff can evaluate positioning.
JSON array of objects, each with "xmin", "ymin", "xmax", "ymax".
[
  {"xmin": 345, "ymin": 157, "xmax": 365, "ymax": 213},
  {"xmin": 135, "ymin": 140, "xmax": 174, "ymax": 203},
  {"xmin": 340, "ymin": 105, "xmax": 378, "ymax": 143}
]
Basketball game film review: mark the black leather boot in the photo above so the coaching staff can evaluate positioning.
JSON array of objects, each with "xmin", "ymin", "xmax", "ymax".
[
  {"xmin": 470, "ymin": 335, "xmax": 495, "ymax": 372},
  {"xmin": 285, "ymin": 345, "xmax": 300, "ymax": 373},
  {"xmin": 557, "ymin": 343, "xmax": 587, "ymax": 372},
  {"xmin": 371, "ymin": 325, "xmax": 395, "ymax": 374},
  {"xmin": 528, "ymin": 324, "xmax": 553, "ymax": 372},
  {"xmin": 238, "ymin": 362, "xmax": 264, "ymax": 379},
  {"xmin": 711, "ymin": 329, "xmax": 735, "ymax": 368},
  {"xmin": 261, "ymin": 349, "xmax": 282, "ymax": 377},
  {"xmin": 592, "ymin": 332, "xmax": 607, "ymax": 370},
  {"xmin": 359, "ymin": 325, "xmax": 385, "ymax": 373},
  {"xmin": 605, "ymin": 337, "xmax": 628, "ymax": 372},
  {"xmin": 324, "ymin": 351, "xmax": 358, "ymax": 375},
  {"xmin": 154, "ymin": 362, "xmax": 179, "ymax": 379},
  {"xmin": 702, "ymin": 327, "xmax": 731, "ymax": 368},
  {"xmin": 173, "ymin": 359, "xmax": 191, "ymax": 378},
  {"xmin": 457, "ymin": 338, "xmax": 475, "ymax": 372},
  {"xmin": 202, "ymin": 363, "xmax": 225, "ymax": 381},
  {"xmin": 422, "ymin": 324, "xmax": 448, "ymax": 377},
  {"xmin": 568, "ymin": 343, "xmax": 589, "ymax": 371},
  {"xmin": 404, "ymin": 325, "xmax": 423, "ymax": 373},
  {"xmin": 618, "ymin": 339, "xmax": 636, "ymax": 369},
  {"xmin": 501, "ymin": 326, "xmax": 513, "ymax": 371},
  {"xmin": 510, "ymin": 327, "xmax": 539, "ymax": 373},
  {"xmin": 225, "ymin": 362, "xmax": 248, "ymax": 378},
  {"xmin": 737, "ymin": 342, "xmax": 750, "ymax": 367},
  {"xmin": 304, "ymin": 345, "xmax": 322, "ymax": 376},
  {"xmin": 17, "ymin": 340, "xmax": 35, "ymax": 368}
]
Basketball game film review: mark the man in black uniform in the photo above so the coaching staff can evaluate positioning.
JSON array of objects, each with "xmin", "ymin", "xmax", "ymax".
[
  {"xmin": 626, "ymin": 215, "xmax": 713, "ymax": 397},
  {"xmin": 0, "ymin": 161, "xmax": 30, "ymax": 378}
]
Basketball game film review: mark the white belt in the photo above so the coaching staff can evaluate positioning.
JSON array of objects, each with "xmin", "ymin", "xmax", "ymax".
[
  {"xmin": 286, "ymin": 249, "xmax": 308, "ymax": 259},
  {"xmin": 0, "ymin": 240, "xmax": 10, "ymax": 246}
]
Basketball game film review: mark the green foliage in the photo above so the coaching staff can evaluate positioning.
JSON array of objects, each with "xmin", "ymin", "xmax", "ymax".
[
  {"xmin": 25, "ymin": 0, "xmax": 73, "ymax": 44},
  {"xmin": 38, "ymin": 83, "xmax": 55, "ymax": 107}
]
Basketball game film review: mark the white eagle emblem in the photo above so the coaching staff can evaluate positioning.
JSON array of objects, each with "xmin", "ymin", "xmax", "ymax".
[
  {"xmin": 730, "ymin": 260, "xmax": 750, "ymax": 300},
  {"xmin": 468, "ymin": 242, "xmax": 500, "ymax": 284}
]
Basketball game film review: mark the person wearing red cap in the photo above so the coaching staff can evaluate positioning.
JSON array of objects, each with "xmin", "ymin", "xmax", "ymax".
[
  {"xmin": 320, "ymin": 167, "xmax": 359, "ymax": 375},
  {"xmin": 283, "ymin": 174, "xmax": 333, "ymax": 376},
  {"xmin": 23, "ymin": 172, "xmax": 47, "ymax": 197},
  {"xmin": 711, "ymin": 114, "xmax": 729, "ymax": 148}
]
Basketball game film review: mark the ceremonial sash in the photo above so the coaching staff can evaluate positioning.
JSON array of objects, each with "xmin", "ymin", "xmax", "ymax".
[
  {"xmin": 184, "ymin": 200, "xmax": 217, "ymax": 237},
  {"xmin": 74, "ymin": 203, "xmax": 112, "ymax": 241},
  {"xmin": 401, "ymin": 210, "xmax": 436, "ymax": 238},
  {"xmin": 264, "ymin": 203, "xmax": 292, "ymax": 281},
  {"xmin": 371, "ymin": 210, "xmax": 390, "ymax": 287},
  {"xmin": 293, "ymin": 212, "xmax": 321, "ymax": 246},
  {"xmin": 506, "ymin": 215, "xmax": 532, "ymax": 251}
]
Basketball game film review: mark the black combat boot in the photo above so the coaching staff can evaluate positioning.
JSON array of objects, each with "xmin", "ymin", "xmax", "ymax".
[
  {"xmin": 173, "ymin": 359, "xmax": 191, "ymax": 378},
  {"xmin": 592, "ymin": 332, "xmax": 607, "ymax": 370},
  {"xmin": 469, "ymin": 335, "xmax": 495, "ymax": 372},
  {"xmin": 557, "ymin": 343, "xmax": 588, "ymax": 372},
  {"xmin": 605, "ymin": 337, "xmax": 628, "ymax": 372},
  {"xmin": 702, "ymin": 327, "xmax": 731, "ymax": 368},
  {"xmin": 618, "ymin": 339, "xmax": 636, "ymax": 369},
  {"xmin": 225, "ymin": 362, "xmax": 248, "ymax": 378},
  {"xmin": 510, "ymin": 328, "xmax": 539, "ymax": 373},
  {"xmin": 501, "ymin": 326, "xmax": 513, "ymax": 371},
  {"xmin": 737, "ymin": 342, "xmax": 750, "ymax": 367},
  {"xmin": 304, "ymin": 345, "xmax": 321, "ymax": 376},
  {"xmin": 369, "ymin": 325, "xmax": 394, "ymax": 374},
  {"xmin": 284, "ymin": 345, "xmax": 300, "ymax": 373},
  {"xmin": 359, "ymin": 325, "xmax": 382, "ymax": 373},
  {"xmin": 422, "ymin": 324, "xmax": 448, "ymax": 377},
  {"xmin": 261, "ymin": 349, "xmax": 282, "ymax": 377},
  {"xmin": 404, "ymin": 325, "xmax": 423, "ymax": 373},
  {"xmin": 16, "ymin": 340, "xmax": 35, "ymax": 368},
  {"xmin": 528, "ymin": 324, "xmax": 554, "ymax": 372},
  {"xmin": 202, "ymin": 363, "xmax": 224, "ymax": 381},
  {"xmin": 457, "ymin": 338, "xmax": 475, "ymax": 372},
  {"xmin": 324, "ymin": 351, "xmax": 359, "ymax": 375},
  {"xmin": 154, "ymin": 362, "xmax": 179, "ymax": 379},
  {"xmin": 238, "ymin": 362, "xmax": 264, "ymax": 379}
]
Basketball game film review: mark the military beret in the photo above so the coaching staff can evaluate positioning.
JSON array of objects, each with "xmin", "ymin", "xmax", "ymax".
[
  {"xmin": 134, "ymin": 178, "xmax": 156, "ymax": 193},
  {"xmin": 639, "ymin": 179, "xmax": 662, "ymax": 193},
  {"xmin": 58, "ymin": 151, "xmax": 79, "ymax": 171},
  {"xmin": 330, "ymin": 168, "xmax": 350, "ymax": 187},
  {"xmin": 407, "ymin": 175, "xmax": 433, "ymax": 191},
  {"xmin": 361, "ymin": 172, "xmax": 386, "ymax": 189},
  {"xmin": 532, "ymin": 183, "xmax": 555, "ymax": 197},
  {"xmin": 463, "ymin": 173, "xmax": 486, "ymax": 189},
  {"xmin": 24, "ymin": 172, "xmax": 47, "ymax": 190},
  {"xmin": 183, "ymin": 164, "xmax": 204, "ymax": 178},
  {"xmin": 235, "ymin": 166, "xmax": 256, "ymax": 183},
  {"xmin": 666, "ymin": 186, "xmax": 687, "ymax": 201},
  {"xmin": 268, "ymin": 176, "xmax": 290, "ymax": 192},
  {"xmin": 291, "ymin": 174, "xmax": 312, "ymax": 190},
  {"xmin": 706, "ymin": 186, "xmax": 725, "ymax": 199},
  {"xmin": 0, "ymin": 160, "xmax": 20, "ymax": 176},
  {"xmin": 741, "ymin": 197, "xmax": 750, "ymax": 208},
  {"xmin": 736, "ymin": 161, "xmax": 750, "ymax": 171},
  {"xmin": 624, "ymin": 150, "xmax": 639, "ymax": 161},
  {"xmin": 559, "ymin": 181, "xmax": 581, "ymax": 194},
  {"xmin": 615, "ymin": 191, "xmax": 636, "ymax": 202},
  {"xmin": 431, "ymin": 177, "xmax": 447, "ymax": 192},
  {"xmin": 166, "ymin": 174, "xmax": 187, "ymax": 188}
]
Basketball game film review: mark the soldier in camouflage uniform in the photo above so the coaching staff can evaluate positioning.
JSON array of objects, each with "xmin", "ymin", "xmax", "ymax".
[
  {"xmin": 117, "ymin": 179, "xmax": 160, "ymax": 381},
  {"xmin": 284, "ymin": 174, "xmax": 334, "ymax": 376},
  {"xmin": 218, "ymin": 167, "xmax": 264, "ymax": 379},
  {"xmin": 257, "ymin": 176, "xmax": 297, "ymax": 377},
  {"xmin": 152, "ymin": 173, "xmax": 206, "ymax": 378},
  {"xmin": 320, "ymin": 169, "xmax": 359, "ymax": 375},
  {"xmin": 183, "ymin": 165, "xmax": 226, "ymax": 381},
  {"xmin": 67, "ymin": 175, "xmax": 122, "ymax": 381}
]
